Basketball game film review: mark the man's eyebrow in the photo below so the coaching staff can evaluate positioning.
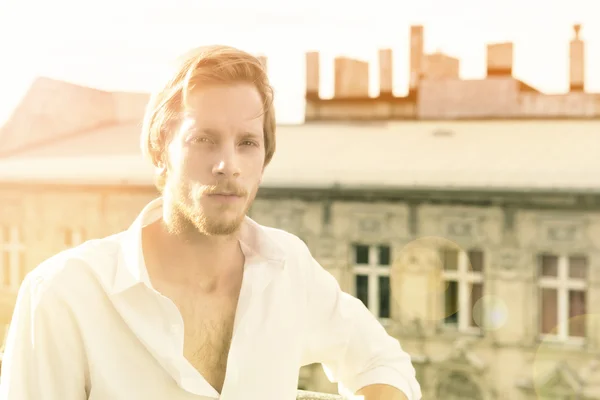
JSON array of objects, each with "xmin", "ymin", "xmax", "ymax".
[
  {"xmin": 200, "ymin": 128, "xmax": 221, "ymax": 135},
  {"xmin": 240, "ymin": 131, "xmax": 263, "ymax": 138}
]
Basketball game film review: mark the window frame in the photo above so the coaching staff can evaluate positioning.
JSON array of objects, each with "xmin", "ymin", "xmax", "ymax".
[
  {"xmin": 351, "ymin": 243, "xmax": 392, "ymax": 324},
  {"xmin": 538, "ymin": 252, "xmax": 588, "ymax": 344},
  {"xmin": 440, "ymin": 247, "xmax": 485, "ymax": 334}
]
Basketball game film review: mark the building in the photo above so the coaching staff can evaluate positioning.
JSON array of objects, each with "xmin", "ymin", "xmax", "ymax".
[{"xmin": 1, "ymin": 24, "xmax": 600, "ymax": 399}]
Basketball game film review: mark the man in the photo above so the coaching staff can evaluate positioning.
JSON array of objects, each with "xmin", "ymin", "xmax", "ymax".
[{"xmin": 0, "ymin": 46, "xmax": 421, "ymax": 400}]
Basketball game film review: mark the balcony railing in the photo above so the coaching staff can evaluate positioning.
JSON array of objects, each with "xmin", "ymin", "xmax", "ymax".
[{"xmin": 297, "ymin": 390, "xmax": 343, "ymax": 399}]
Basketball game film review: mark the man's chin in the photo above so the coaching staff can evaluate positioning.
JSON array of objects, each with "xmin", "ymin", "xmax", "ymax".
[
  {"xmin": 194, "ymin": 214, "xmax": 246, "ymax": 236},
  {"xmin": 200, "ymin": 223, "xmax": 242, "ymax": 236}
]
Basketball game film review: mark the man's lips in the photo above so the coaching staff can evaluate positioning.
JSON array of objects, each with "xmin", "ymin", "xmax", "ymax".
[
  {"xmin": 209, "ymin": 193, "xmax": 241, "ymax": 197},
  {"xmin": 207, "ymin": 193, "xmax": 244, "ymax": 201}
]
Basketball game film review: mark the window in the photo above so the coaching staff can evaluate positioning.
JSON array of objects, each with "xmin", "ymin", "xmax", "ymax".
[
  {"xmin": 0, "ymin": 226, "xmax": 26, "ymax": 290},
  {"xmin": 64, "ymin": 228, "xmax": 85, "ymax": 248},
  {"xmin": 539, "ymin": 253, "xmax": 587, "ymax": 341},
  {"xmin": 441, "ymin": 248, "xmax": 484, "ymax": 332},
  {"xmin": 352, "ymin": 244, "xmax": 391, "ymax": 320}
]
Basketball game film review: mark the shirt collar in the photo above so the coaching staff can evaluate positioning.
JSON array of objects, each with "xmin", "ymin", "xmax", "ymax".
[{"xmin": 111, "ymin": 197, "xmax": 287, "ymax": 295}]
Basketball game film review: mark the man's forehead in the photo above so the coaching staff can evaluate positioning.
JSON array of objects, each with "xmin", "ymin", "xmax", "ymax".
[
  {"xmin": 179, "ymin": 113, "xmax": 263, "ymax": 136},
  {"xmin": 180, "ymin": 109, "xmax": 263, "ymax": 127}
]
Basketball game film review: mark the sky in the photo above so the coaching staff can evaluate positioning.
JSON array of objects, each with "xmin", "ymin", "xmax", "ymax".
[{"xmin": 0, "ymin": 0, "xmax": 599, "ymax": 124}]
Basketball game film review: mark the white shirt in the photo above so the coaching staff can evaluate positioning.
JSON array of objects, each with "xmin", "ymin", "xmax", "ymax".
[{"xmin": 0, "ymin": 198, "xmax": 422, "ymax": 400}]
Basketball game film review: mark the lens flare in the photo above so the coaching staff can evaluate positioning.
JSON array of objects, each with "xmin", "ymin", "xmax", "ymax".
[{"xmin": 471, "ymin": 295, "xmax": 508, "ymax": 331}]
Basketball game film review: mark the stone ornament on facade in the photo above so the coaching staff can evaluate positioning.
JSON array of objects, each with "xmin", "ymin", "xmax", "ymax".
[
  {"xmin": 357, "ymin": 216, "xmax": 382, "ymax": 234},
  {"xmin": 436, "ymin": 370, "xmax": 484, "ymax": 400},
  {"xmin": 493, "ymin": 248, "xmax": 521, "ymax": 271},
  {"xmin": 432, "ymin": 338, "xmax": 491, "ymax": 400},
  {"xmin": 536, "ymin": 215, "xmax": 591, "ymax": 251},
  {"xmin": 441, "ymin": 214, "xmax": 485, "ymax": 240},
  {"xmin": 547, "ymin": 224, "xmax": 578, "ymax": 242},
  {"xmin": 447, "ymin": 220, "xmax": 474, "ymax": 237},
  {"xmin": 490, "ymin": 247, "xmax": 529, "ymax": 281},
  {"xmin": 444, "ymin": 337, "xmax": 486, "ymax": 372},
  {"xmin": 393, "ymin": 238, "xmax": 445, "ymax": 275},
  {"xmin": 518, "ymin": 361, "xmax": 587, "ymax": 399},
  {"xmin": 344, "ymin": 204, "xmax": 409, "ymax": 242},
  {"xmin": 348, "ymin": 212, "xmax": 390, "ymax": 243},
  {"xmin": 525, "ymin": 314, "xmax": 600, "ymax": 397}
]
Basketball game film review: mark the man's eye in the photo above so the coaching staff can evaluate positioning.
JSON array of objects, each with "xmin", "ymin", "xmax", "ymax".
[
  {"xmin": 189, "ymin": 136, "xmax": 211, "ymax": 144},
  {"xmin": 241, "ymin": 140, "xmax": 258, "ymax": 146}
]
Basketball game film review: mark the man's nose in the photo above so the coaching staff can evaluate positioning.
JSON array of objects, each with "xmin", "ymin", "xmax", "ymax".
[{"xmin": 212, "ymin": 146, "xmax": 241, "ymax": 177}]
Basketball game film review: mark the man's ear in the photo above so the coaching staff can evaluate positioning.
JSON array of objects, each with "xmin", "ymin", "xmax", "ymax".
[
  {"xmin": 156, "ymin": 158, "xmax": 165, "ymax": 172},
  {"xmin": 155, "ymin": 153, "xmax": 169, "ymax": 179}
]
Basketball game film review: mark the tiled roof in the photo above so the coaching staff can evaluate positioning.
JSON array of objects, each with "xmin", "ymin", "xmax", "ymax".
[
  {"xmin": 0, "ymin": 120, "xmax": 598, "ymax": 192},
  {"xmin": 0, "ymin": 77, "xmax": 149, "ymax": 156}
]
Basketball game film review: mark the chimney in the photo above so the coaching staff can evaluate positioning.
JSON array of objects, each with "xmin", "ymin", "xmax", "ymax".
[
  {"xmin": 486, "ymin": 42, "xmax": 513, "ymax": 77},
  {"xmin": 409, "ymin": 25, "xmax": 424, "ymax": 90},
  {"xmin": 334, "ymin": 57, "xmax": 369, "ymax": 98},
  {"xmin": 306, "ymin": 51, "xmax": 320, "ymax": 98},
  {"xmin": 570, "ymin": 24, "xmax": 585, "ymax": 92},
  {"xmin": 379, "ymin": 49, "xmax": 393, "ymax": 96}
]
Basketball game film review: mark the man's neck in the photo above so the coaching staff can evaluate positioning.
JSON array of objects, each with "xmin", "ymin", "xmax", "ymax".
[{"xmin": 143, "ymin": 221, "xmax": 245, "ymax": 292}]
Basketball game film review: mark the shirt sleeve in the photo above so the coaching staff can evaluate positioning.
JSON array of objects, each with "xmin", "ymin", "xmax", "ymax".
[
  {"xmin": 300, "ymin": 252, "xmax": 422, "ymax": 400},
  {"xmin": 0, "ymin": 273, "xmax": 89, "ymax": 399}
]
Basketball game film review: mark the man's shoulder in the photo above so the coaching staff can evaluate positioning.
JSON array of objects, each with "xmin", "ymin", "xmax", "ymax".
[{"xmin": 24, "ymin": 232, "xmax": 126, "ymax": 297}]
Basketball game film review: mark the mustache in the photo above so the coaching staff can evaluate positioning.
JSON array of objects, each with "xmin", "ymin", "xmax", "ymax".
[{"xmin": 196, "ymin": 182, "xmax": 248, "ymax": 197}]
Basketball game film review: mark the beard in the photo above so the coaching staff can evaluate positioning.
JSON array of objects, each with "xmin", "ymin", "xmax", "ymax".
[{"xmin": 163, "ymin": 177, "xmax": 256, "ymax": 240}]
